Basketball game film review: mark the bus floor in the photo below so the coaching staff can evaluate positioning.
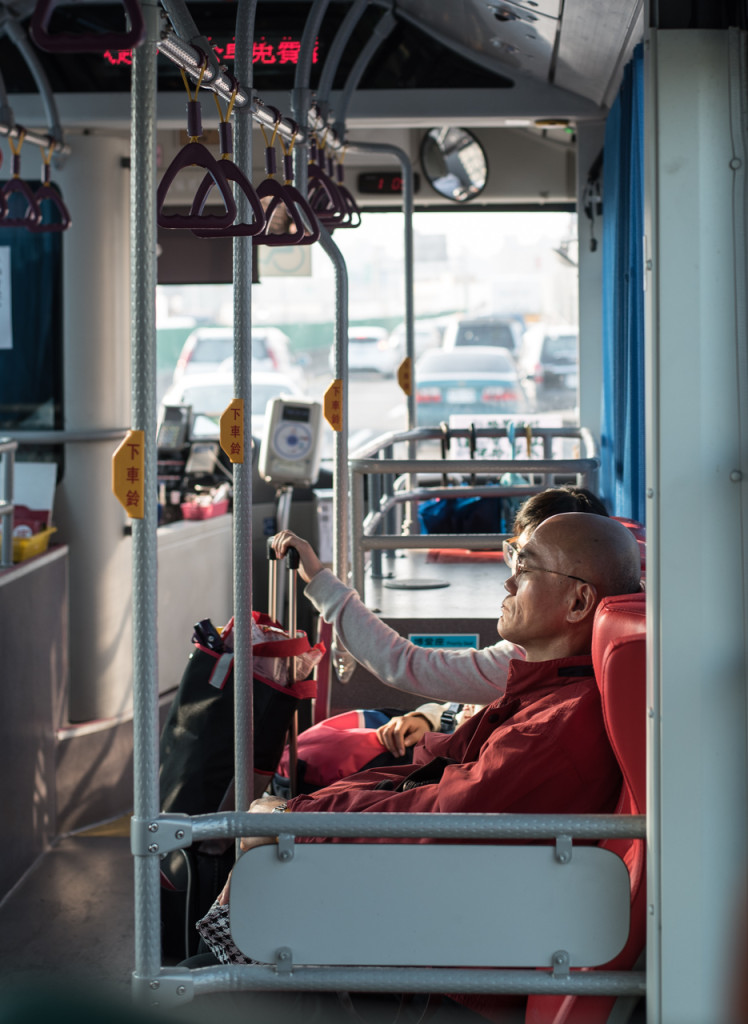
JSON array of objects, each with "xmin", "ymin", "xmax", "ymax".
[{"xmin": 0, "ymin": 819, "xmax": 136, "ymax": 1008}]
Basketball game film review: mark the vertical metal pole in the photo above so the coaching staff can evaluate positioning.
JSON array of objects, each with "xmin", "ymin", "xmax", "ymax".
[
  {"xmin": 232, "ymin": 0, "xmax": 258, "ymax": 819},
  {"xmin": 292, "ymin": 0, "xmax": 350, "ymax": 587},
  {"xmin": 318, "ymin": 226, "xmax": 350, "ymax": 585},
  {"xmin": 0, "ymin": 441, "xmax": 15, "ymax": 569},
  {"xmin": 346, "ymin": 141, "xmax": 416, "ymax": 532},
  {"xmin": 130, "ymin": 0, "xmax": 160, "ymax": 987}
]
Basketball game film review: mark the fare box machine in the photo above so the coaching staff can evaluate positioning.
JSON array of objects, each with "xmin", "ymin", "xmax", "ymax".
[
  {"xmin": 258, "ymin": 396, "xmax": 324, "ymax": 606},
  {"xmin": 258, "ymin": 396, "xmax": 323, "ymax": 493}
]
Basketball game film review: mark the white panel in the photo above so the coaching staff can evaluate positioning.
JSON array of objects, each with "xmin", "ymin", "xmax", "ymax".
[
  {"xmin": 230, "ymin": 843, "xmax": 630, "ymax": 968},
  {"xmin": 644, "ymin": 29, "xmax": 748, "ymax": 1024},
  {"xmin": 555, "ymin": 0, "xmax": 643, "ymax": 107}
]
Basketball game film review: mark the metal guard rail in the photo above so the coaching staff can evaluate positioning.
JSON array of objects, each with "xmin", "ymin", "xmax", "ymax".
[
  {"xmin": 348, "ymin": 424, "xmax": 600, "ymax": 595},
  {"xmin": 0, "ymin": 437, "xmax": 18, "ymax": 569},
  {"xmin": 131, "ymin": 810, "xmax": 646, "ymax": 1006}
]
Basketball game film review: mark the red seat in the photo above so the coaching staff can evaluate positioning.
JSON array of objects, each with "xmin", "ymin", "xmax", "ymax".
[{"xmin": 526, "ymin": 592, "xmax": 647, "ymax": 1024}]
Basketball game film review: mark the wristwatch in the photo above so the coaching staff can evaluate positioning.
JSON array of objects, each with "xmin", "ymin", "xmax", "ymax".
[
  {"xmin": 439, "ymin": 703, "xmax": 463, "ymax": 733},
  {"xmin": 272, "ymin": 802, "xmax": 289, "ymax": 813}
]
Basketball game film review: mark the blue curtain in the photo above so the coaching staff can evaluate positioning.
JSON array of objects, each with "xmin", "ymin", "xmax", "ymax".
[{"xmin": 599, "ymin": 44, "xmax": 645, "ymax": 523}]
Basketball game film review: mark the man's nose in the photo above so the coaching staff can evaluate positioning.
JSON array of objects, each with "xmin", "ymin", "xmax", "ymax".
[{"xmin": 504, "ymin": 574, "xmax": 517, "ymax": 594}]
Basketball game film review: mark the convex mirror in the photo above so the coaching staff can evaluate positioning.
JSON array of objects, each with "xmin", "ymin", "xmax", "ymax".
[{"xmin": 420, "ymin": 128, "xmax": 488, "ymax": 202}]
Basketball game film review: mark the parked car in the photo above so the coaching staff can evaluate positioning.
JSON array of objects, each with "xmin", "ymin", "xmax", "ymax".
[
  {"xmin": 329, "ymin": 326, "xmax": 398, "ymax": 377},
  {"xmin": 388, "ymin": 320, "xmax": 443, "ymax": 361},
  {"xmin": 441, "ymin": 315, "xmax": 523, "ymax": 358},
  {"xmin": 519, "ymin": 325, "xmax": 579, "ymax": 410},
  {"xmin": 172, "ymin": 326, "xmax": 304, "ymax": 387},
  {"xmin": 160, "ymin": 370, "xmax": 304, "ymax": 439},
  {"xmin": 414, "ymin": 345, "xmax": 527, "ymax": 427}
]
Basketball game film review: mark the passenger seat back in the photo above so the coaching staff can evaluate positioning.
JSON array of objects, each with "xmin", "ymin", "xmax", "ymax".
[{"xmin": 526, "ymin": 592, "xmax": 647, "ymax": 1024}]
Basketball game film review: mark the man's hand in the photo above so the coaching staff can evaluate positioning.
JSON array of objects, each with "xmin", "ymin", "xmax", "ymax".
[
  {"xmin": 376, "ymin": 713, "xmax": 432, "ymax": 757},
  {"xmin": 217, "ymin": 797, "xmax": 289, "ymax": 905},
  {"xmin": 271, "ymin": 530, "xmax": 324, "ymax": 584}
]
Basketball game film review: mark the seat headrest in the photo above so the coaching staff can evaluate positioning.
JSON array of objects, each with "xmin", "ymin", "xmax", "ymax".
[
  {"xmin": 592, "ymin": 592, "xmax": 646, "ymax": 668},
  {"xmin": 592, "ymin": 592, "xmax": 647, "ymax": 814}
]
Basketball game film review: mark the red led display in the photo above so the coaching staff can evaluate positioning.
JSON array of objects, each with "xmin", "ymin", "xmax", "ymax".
[{"xmin": 103, "ymin": 36, "xmax": 319, "ymax": 68}]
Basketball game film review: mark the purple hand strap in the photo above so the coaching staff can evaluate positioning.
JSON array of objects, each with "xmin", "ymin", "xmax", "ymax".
[
  {"xmin": 30, "ymin": 0, "xmax": 145, "ymax": 52},
  {"xmin": 158, "ymin": 142, "xmax": 237, "ymax": 230},
  {"xmin": 190, "ymin": 161, "xmax": 266, "ymax": 237},
  {"xmin": 281, "ymin": 183, "xmax": 321, "ymax": 245},
  {"xmin": 254, "ymin": 178, "xmax": 307, "ymax": 246},
  {"xmin": 308, "ymin": 163, "xmax": 348, "ymax": 226},
  {"xmin": 331, "ymin": 183, "xmax": 362, "ymax": 230},
  {"xmin": 190, "ymin": 120, "xmax": 266, "ymax": 237},
  {"xmin": 30, "ymin": 182, "xmax": 72, "ymax": 233},
  {"xmin": 1, "ymin": 177, "xmax": 42, "ymax": 228}
]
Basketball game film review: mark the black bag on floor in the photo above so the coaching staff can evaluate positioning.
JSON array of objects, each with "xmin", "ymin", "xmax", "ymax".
[{"xmin": 158, "ymin": 614, "xmax": 320, "ymax": 961}]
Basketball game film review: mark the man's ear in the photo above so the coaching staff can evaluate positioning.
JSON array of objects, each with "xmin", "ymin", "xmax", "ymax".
[{"xmin": 566, "ymin": 583, "xmax": 597, "ymax": 623}]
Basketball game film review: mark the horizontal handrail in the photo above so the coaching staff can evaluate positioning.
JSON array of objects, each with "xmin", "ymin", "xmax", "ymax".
[
  {"xmin": 348, "ymin": 424, "xmax": 600, "ymax": 594},
  {"xmin": 174, "ymin": 963, "xmax": 646, "ymax": 1001},
  {"xmin": 351, "ymin": 457, "xmax": 599, "ymax": 477},
  {"xmin": 6, "ymin": 429, "xmax": 128, "ymax": 444},
  {"xmin": 134, "ymin": 810, "xmax": 646, "ymax": 846}
]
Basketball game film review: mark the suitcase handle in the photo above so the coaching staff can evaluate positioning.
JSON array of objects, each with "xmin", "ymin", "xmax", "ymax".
[
  {"xmin": 266, "ymin": 537, "xmax": 301, "ymax": 794},
  {"xmin": 266, "ymin": 537, "xmax": 300, "ymax": 570}
]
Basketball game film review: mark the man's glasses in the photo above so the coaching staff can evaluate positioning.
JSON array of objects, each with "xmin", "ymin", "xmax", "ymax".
[
  {"xmin": 503, "ymin": 539, "xmax": 591, "ymax": 586},
  {"xmin": 502, "ymin": 539, "xmax": 519, "ymax": 571}
]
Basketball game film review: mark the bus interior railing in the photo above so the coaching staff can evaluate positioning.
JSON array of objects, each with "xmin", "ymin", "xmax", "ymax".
[
  {"xmin": 0, "ymin": 437, "xmax": 17, "ymax": 569},
  {"xmin": 131, "ymin": 810, "xmax": 646, "ymax": 1009},
  {"xmin": 347, "ymin": 423, "xmax": 599, "ymax": 594}
]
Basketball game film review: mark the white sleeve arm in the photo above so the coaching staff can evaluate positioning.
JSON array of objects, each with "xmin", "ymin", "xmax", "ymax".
[
  {"xmin": 304, "ymin": 569, "xmax": 521, "ymax": 705},
  {"xmin": 411, "ymin": 702, "xmax": 447, "ymax": 731}
]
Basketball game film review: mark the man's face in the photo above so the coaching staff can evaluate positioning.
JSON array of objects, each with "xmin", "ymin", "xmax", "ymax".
[{"xmin": 497, "ymin": 522, "xmax": 578, "ymax": 654}]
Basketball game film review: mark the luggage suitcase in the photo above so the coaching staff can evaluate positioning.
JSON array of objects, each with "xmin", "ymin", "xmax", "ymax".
[{"xmin": 158, "ymin": 543, "xmax": 321, "ymax": 960}]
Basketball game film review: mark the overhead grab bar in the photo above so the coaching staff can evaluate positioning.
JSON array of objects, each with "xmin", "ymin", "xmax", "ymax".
[
  {"xmin": 333, "ymin": 6, "xmax": 397, "ymax": 139},
  {"xmin": 0, "ymin": 13, "xmax": 68, "ymax": 158},
  {"xmin": 190, "ymin": 89, "xmax": 266, "ymax": 238},
  {"xmin": 315, "ymin": 0, "xmax": 370, "ymax": 124},
  {"xmin": 30, "ymin": 0, "xmax": 145, "ymax": 53},
  {"xmin": 157, "ymin": 67, "xmax": 237, "ymax": 231}
]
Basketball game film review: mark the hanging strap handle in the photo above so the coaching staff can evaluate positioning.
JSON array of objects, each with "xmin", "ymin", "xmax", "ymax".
[
  {"xmin": 1, "ymin": 131, "xmax": 43, "ymax": 228},
  {"xmin": 307, "ymin": 133, "xmax": 348, "ymax": 226},
  {"xmin": 190, "ymin": 89, "xmax": 267, "ymax": 238},
  {"xmin": 30, "ymin": 0, "xmax": 145, "ymax": 53},
  {"xmin": 30, "ymin": 143, "xmax": 72, "ymax": 233},
  {"xmin": 255, "ymin": 119, "xmax": 312, "ymax": 247},
  {"xmin": 157, "ymin": 67, "xmax": 237, "ymax": 231}
]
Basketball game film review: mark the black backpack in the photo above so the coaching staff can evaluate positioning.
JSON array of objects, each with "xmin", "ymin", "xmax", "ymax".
[{"xmin": 158, "ymin": 625, "xmax": 318, "ymax": 961}]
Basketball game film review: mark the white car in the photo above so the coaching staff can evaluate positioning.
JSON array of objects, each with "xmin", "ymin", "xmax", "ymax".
[
  {"xmin": 172, "ymin": 326, "xmax": 304, "ymax": 388},
  {"xmin": 160, "ymin": 370, "xmax": 304, "ymax": 439},
  {"xmin": 329, "ymin": 326, "xmax": 399, "ymax": 377}
]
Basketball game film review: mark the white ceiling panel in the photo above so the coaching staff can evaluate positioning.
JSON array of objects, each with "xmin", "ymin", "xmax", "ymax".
[{"xmin": 553, "ymin": 0, "xmax": 644, "ymax": 107}]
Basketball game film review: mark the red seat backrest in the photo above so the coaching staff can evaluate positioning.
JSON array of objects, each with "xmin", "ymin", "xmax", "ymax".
[{"xmin": 526, "ymin": 592, "xmax": 646, "ymax": 1024}]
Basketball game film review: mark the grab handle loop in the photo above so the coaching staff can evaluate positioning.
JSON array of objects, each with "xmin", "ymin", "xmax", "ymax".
[
  {"xmin": 157, "ymin": 65, "xmax": 237, "ymax": 231},
  {"xmin": 307, "ymin": 133, "xmax": 348, "ymax": 227},
  {"xmin": 255, "ymin": 118, "xmax": 318, "ymax": 247},
  {"xmin": 189, "ymin": 88, "xmax": 266, "ymax": 238},
  {"xmin": 30, "ymin": 0, "xmax": 145, "ymax": 53},
  {"xmin": 30, "ymin": 143, "xmax": 72, "ymax": 233},
  {"xmin": 1, "ymin": 131, "xmax": 42, "ymax": 228}
]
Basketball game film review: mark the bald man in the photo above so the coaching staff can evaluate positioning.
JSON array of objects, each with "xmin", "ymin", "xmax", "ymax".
[
  {"xmin": 198, "ymin": 515, "xmax": 641, "ymax": 1020},
  {"xmin": 220, "ymin": 512, "xmax": 640, "ymax": 842}
]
